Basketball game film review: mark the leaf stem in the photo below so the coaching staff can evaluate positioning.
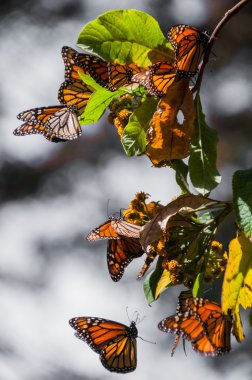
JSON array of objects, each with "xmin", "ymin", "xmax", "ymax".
[{"xmin": 192, "ymin": 0, "xmax": 251, "ymax": 93}]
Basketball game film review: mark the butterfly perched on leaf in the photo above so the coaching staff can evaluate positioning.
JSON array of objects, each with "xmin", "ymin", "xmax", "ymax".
[
  {"xmin": 132, "ymin": 62, "xmax": 178, "ymax": 97},
  {"xmin": 69, "ymin": 316, "xmax": 138, "ymax": 373},
  {"xmin": 158, "ymin": 290, "xmax": 232, "ymax": 356},
  {"xmin": 14, "ymin": 105, "xmax": 81, "ymax": 142},
  {"xmin": 87, "ymin": 218, "xmax": 144, "ymax": 281},
  {"xmin": 61, "ymin": 46, "xmax": 141, "ymax": 91},
  {"xmin": 167, "ymin": 24, "xmax": 209, "ymax": 76}
]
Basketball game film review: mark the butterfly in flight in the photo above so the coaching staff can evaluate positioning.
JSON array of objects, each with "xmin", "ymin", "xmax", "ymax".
[
  {"xmin": 87, "ymin": 218, "xmax": 144, "ymax": 281},
  {"xmin": 132, "ymin": 62, "xmax": 178, "ymax": 97},
  {"xmin": 61, "ymin": 46, "xmax": 141, "ymax": 91},
  {"xmin": 15, "ymin": 104, "xmax": 81, "ymax": 141},
  {"xmin": 69, "ymin": 316, "xmax": 138, "ymax": 373},
  {"xmin": 158, "ymin": 290, "xmax": 232, "ymax": 356},
  {"xmin": 167, "ymin": 24, "xmax": 209, "ymax": 77}
]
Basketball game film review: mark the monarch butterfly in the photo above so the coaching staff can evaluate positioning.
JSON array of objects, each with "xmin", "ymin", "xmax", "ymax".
[
  {"xmin": 158, "ymin": 291, "xmax": 232, "ymax": 356},
  {"xmin": 62, "ymin": 46, "xmax": 141, "ymax": 91},
  {"xmin": 87, "ymin": 218, "xmax": 143, "ymax": 281},
  {"xmin": 132, "ymin": 62, "xmax": 178, "ymax": 97},
  {"xmin": 58, "ymin": 80, "xmax": 94, "ymax": 116},
  {"xmin": 167, "ymin": 25, "xmax": 209, "ymax": 76},
  {"xmin": 69, "ymin": 316, "xmax": 138, "ymax": 373},
  {"xmin": 16, "ymin": 105, "xmax": 81, "ymax": 141}
]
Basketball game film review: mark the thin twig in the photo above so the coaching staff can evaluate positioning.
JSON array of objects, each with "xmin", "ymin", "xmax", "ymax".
[{"xmin": 192, "ymin": 0, "xmax": 251, "ymax": 93}]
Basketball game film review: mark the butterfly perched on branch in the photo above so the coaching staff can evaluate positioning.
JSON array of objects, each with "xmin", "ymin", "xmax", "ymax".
[
  {"xmin": 158, "ymin": 290, "xmax": 232, "ymax": 356},
  {"xmin": 87, "ymin": 218, "xmax": 144, "ymax": 281},
  {"xmin": 14, "ymin": 104, "xmax": 81, "ymax": 142},
  {"xmin": 167, "ymin": 24, "xmax": 209, "ymax": 77},
  {"xmin": 69, "ymin": 316, "xmax": 138, "ymax": 373}
]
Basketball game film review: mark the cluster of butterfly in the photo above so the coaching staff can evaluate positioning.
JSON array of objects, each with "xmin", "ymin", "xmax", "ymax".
[
  {"xmin": 69, "ymin": 291, "xmax": 232, "ymax": 373},
  {"xmin": 14, "ymin": 25, "xmax": 208, "ymax": 142}
]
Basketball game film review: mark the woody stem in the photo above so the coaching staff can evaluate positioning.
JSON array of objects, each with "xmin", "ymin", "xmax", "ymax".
[{"xmin": 192, "ymin": 0, "xmax": 251, "ymax": 93}]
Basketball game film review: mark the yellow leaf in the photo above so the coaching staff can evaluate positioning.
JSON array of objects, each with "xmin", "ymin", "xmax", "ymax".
[
  {"xmin": 155, "ymin": 269, "xmax": 171, "ymax": 299},
  {"xmin": 222, "ymin": 232, "xmax": 252, "ymax": 341},
  {"xmin": 233, "ymin": 309, "xmax": 244, "ymax": 342}
]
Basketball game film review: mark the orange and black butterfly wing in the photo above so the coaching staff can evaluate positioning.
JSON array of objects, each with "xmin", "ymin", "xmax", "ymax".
[
  {"xmin": 132, "ymin": 62, "xmax": 177, "ymax": 97},
  {"xmin": 61, "ymin": 46, "xmax": 92, "ymax": 82},
  {"xmin": 177, "ymin": 295, "xmax": 232, "ymax": 355},
  {"xmin": 108, "ymin": 237, "xmax": 144, "ymax": 281},
  {"xmin": 43, "ymin": 105, "xmax": 81, "ymax": 140},
  {"xmin": 110, "ymin": 219, "xmax": 141, "ymax": 238},
  {"xmin": 100, "ymin": 333, "xmax": 137, "ymax": 373},
  {"xmin": 58, "ymin": 80, "xmax": 94, "ymax": 116},
  {"xmin": 17, "ymin": 106, "xmax": 59, "ymax": 125},
  {"xmin": 167, "ymin": 25, "xmax": 209, "ymax": 76},
  {"xmin": 69, "ymin": 317, "xmax": 138, "ymax": 373},
  {"xmin": 158, "ymin": 312, "xmax": 205, "ymax": 341},
  {"xmin": 191, "ymin": 333, "xmax": 220, "ymax": 356},
  {"xmin": 13, "ymin": 122, "xmax": 66, "ymax": 143},
  {"xmin": 87, "ymin": 219, "xmax": 120, "ymax": 241},
  {"xmin": 108, "ymin": 63, "xmax": 141, "ymax": 90},
  {"xmin": 69, "ymin": 317, "xmax": 130, "ymax": 352}
]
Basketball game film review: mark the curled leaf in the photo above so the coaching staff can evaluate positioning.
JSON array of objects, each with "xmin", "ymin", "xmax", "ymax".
[{"xmin": 140, "ymin": 194, "xmax": 214, "ymax": 251}]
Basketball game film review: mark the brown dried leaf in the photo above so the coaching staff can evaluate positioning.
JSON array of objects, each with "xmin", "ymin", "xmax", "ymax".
[
  {"xmin": 140, "ymin": 194, "xmax": 214, "ymax": 250},
  {"xmin": 146, "ymin": 80, "xmax": 195, "ymax": 166}
]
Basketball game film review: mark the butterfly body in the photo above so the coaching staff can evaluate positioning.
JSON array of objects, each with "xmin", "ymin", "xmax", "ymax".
[{"xmin": 69, "ymin": 317, "xmax": 138, "ymax": 373}]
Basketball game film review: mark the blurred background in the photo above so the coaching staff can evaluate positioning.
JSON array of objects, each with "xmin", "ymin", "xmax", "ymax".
[{"xmin": 0, "ymin": 0, "xmax": 252, "ymax": 379}]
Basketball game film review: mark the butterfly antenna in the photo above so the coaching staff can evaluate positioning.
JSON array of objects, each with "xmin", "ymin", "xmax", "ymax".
[
  {"xmin": 126, "ymin": 306, "xmax": 131, "ymax": 323},
  {"xmin": 136, "ymin": 315, "xmax": 146, "ymax": 325},
  {"xmin": 138, "ymin": 336, "xmax": 156, "ymax": 345}
]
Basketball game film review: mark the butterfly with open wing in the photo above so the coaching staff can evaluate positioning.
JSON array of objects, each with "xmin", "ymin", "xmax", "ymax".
[
  {"xmin": 158, "ymin": 290, "xmax": 232, "ymax": 356},
  {"xmin": 61, "ymin": 46, "xmax": 141, "ymax": 91},
  {"xmin": 87, "ymin": 218, "xmax": 144, "ymax": 281},
  {"xmin": 14, "ymin": 104, "xmax": 81, "ymax": 142},
  {"xmin": 69, "ymin": 316, "xmax": 138, "ymax": 373},
  {"xmin": 167, "ymin": 24, "xmax": 209, "ymax": 77}
]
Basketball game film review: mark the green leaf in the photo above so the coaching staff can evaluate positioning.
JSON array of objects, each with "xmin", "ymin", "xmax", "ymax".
[
  {"xmin": 78, "ymin": 72, "xmax": 105, "ymax": 91},
  {"xmin": 77, "ymin": 9, "xmax": 173, "ymax": 67},
  {"xmin": 192, "ymin": 272, "xmax": 204, "ymax": 297},
  {"xmin": 170, "ymin": 159, "xmax": 190, "ymax": 194},
  {"xmin": 189, "ymin": 95, "xmax": 221, "ymax": 196},
  {"xmin": 122, "ymin": 97, "xmax": 158, "ymax": 156},
  {"xmin": 233, "ymin": 168, "xmax": 252, "ymax": 240},
  {"xmin": 80, "ymin": 87, "xmax": 125, "ymax": 125},
  {"xmin": 143, "ymin": 257, "xmax": 170, "ymax": 305}
]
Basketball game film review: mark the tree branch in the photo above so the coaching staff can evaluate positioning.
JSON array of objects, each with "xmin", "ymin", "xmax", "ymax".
[{"xmin": 192, "ymin": 0, "xmax": 251, "ymax": 93}]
